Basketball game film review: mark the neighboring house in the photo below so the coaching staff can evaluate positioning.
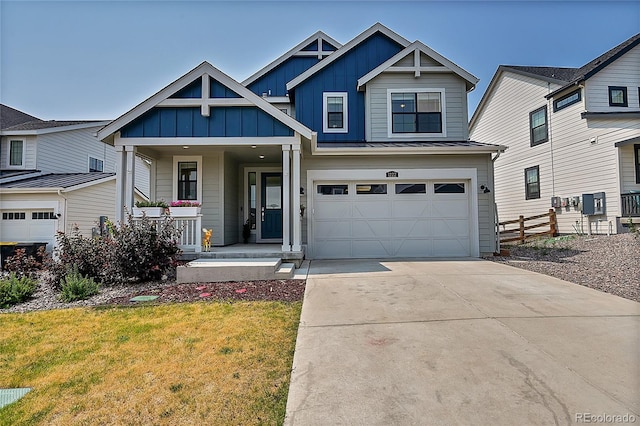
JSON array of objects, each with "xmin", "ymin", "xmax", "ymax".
[
  {"xmin": 470, "ymin": 34, "xmax": 640, "ymax": 235},
  {"xmin": 98, "ymin": 23, "xmax": 505, "ymax": 259},
  {"xmin": 0, "ymin": 105, "xmax": 150, "ymax": 250}
]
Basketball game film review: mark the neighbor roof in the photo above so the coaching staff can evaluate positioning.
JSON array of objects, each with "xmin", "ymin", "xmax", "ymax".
[
  {"xmin": 3, "ymin": 120, "xmax": 104, "ymax": 131},
  {"xmin": 0, "ymin": 173, "xmax": 115, "ymax": 189},
  {"xmin": 0, "ymin": 104, "xmax": 40, "ymax": 130}
]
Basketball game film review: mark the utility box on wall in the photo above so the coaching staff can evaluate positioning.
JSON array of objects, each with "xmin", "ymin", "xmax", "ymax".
[
  {"xmin": 551, "ymin": 196, "xmax": 561, "ymax": 208},
  {"xmin": 582, "ymin": 192, "xmax": 606, "ymax": 215}
]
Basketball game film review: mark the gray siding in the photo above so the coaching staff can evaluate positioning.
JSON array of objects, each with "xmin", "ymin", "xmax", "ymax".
[
  {"xmin": 223, "ymin": 153, "xmax": 239, "ymax": 245},
  {"xmin": 301, "ymin": 153, "xmax": 495, "ymax": 254},
  {"xmin": 65, "ymin": 180, "xmax": 117, "ymax": 236},
  {"xmin": 585, "ymin": 44, "xmax": 640, "ymax": 112},
  {"xmin": 367, "ymin": 73, "xmax": 468, "ymax": 142},
  {"xmin": 36, "ymin": 127, "xmax": 117, "ymax": 173}
]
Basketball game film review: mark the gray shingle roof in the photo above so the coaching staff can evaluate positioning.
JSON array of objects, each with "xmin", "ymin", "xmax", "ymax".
[
  {"xmin": 3, "ymin": 120, "xmax": 104, "ymax": 131},
  {"xmin": 500, "ymin": 66, "xmax": 579, "ymax": 83},
  {"xmin": 0, "ymin": 173, "xmax": 115, "ymax": 189},
  {"xmin": 0, "ymin": 105, "xmax": 41, "ymax": 130}
]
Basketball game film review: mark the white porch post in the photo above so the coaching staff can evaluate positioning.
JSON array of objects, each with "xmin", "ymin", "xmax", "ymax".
[
  {"xmin": 281, "ymin": 144, "xmax": 291, "ymax": 252},
  {"xmin": 292, "ymin": 144, "xmax": 302, "ymax": 252},
  {"xmin": 124, "ymin": 145, "xmax": 136, "ymax": 215},
  {"xmin": 115, "ymin": 145, "xmax": 126, "ymax": 223}
]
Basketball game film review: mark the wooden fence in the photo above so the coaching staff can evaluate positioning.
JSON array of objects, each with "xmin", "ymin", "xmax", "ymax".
[{"xmin": 499, "ymin": 209, "xmax": 558, "ymax": 244}]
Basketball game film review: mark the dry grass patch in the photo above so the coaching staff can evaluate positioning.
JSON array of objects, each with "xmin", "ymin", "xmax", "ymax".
[{"xmin": 0, "ymin": 301, "xmax": 301, "ymax": 425}]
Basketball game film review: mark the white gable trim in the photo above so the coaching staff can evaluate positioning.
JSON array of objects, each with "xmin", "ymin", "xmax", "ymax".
[
  {"xmin": 357, "ymin": 41, "xmax": 479, "ymax": 91},
  {"xmin": 98, "ymin": 62, "xmax": 313, "ymax": 141},
  {"xmin": 242, "ymin": 31, "xmax": 342, "ymax": 87},
  {"xmin": 286, "ymin": 23, "xmax": 411, "ymax": 91}
]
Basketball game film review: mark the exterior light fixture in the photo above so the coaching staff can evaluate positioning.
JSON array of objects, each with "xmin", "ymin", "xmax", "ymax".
[
  {"xmin": 251, "ymin": 145, "xmax": 257, "ymax": 149},
  {"xmin": 183, "ymin": 146, "xmax": 189, "ymax": 149},
  {"xmin": 259, "ymin": 155, "xmax": 265, "ymax": 159}
]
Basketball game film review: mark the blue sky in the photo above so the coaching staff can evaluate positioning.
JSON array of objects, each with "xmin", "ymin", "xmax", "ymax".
[{"xmin": 1, "ymin": 1, "xmax": 639, "ymax": 121}]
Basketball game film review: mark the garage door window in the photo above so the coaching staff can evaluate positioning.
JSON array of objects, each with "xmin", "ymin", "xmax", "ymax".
[
  {"xmin": 434, "ymin": 183, "xmax": 465, "ymax": 194},
  {"xmin": 2, "ymin": 212, "xmax": 26, "ymax": 220},
  {"xmin": 32, "ymin": 212, "xmax": 56, "ymax": 220},
  {"xmin": 356, "ymin": 184, "xmax": 387, "ymax": 194},
  {"xmin": 317, "ymin": 184, "xmax": 348, "ymax": 195},
  {"xmin": 395, "ymin": 183, "xmax": 426, "ymax": 194}
]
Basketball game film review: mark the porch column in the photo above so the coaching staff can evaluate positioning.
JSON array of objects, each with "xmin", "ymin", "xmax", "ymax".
[
  {"xmin": 124, "ymin": 145, "xmax": 136, "ymax": 215},
  {"xmin": 115, "ymin": 145, "xmax": 126, "ymax": 223},
  {"xmin": 291, "ymin": 145, "xmax": 302, "ymax": 252},
  {"xmin": 281, "ymin": 144, "xmax": 291, "ymax": 252}
]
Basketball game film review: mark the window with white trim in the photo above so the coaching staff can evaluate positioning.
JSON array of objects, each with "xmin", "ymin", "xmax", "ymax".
[
  {"xmin": 173, "ymin": 156, "xmax": 202, "ymax": 202},
  {"xmin": 388, "ymin": 89, "xmax": 445, "ymax": 137},
  {"xmin": 89, "ymin": 156, "xmax": 104, "ymax": 172},
  {"xmin": 9, "ymin": 139, "xmax": 25, "ymax": 167},
  {"xmin": 322, "ymin": 92, "xmax": 348, "ymax": 133}
]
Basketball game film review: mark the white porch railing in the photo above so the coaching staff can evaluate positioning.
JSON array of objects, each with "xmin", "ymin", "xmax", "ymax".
[{"xmin": 133, "ymin": 215, "xmax": 202, "ymax": 253}]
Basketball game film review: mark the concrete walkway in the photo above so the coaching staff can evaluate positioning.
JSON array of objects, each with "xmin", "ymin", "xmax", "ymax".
[{"xmin": 285, "ymin": 259, "xmax": 639, "ymax": 425}]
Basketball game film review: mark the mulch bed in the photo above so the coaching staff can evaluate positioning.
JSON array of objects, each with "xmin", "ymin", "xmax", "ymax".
[{"xmin": 105, "ymin": 279, "xmax": 306, "ymax": 306}]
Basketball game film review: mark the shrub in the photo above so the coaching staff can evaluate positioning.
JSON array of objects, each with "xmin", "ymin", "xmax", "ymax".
[
  {"xmin": 59, "ymin": 265, "xmax": 100, "ymax": 302},
  {"xmin": 135, "ymin": 200, "xmax": 169, "ymax": 208},
  {"xmin": 0, "ymin": 273, "xmax": 37, "ymax": 308},
  {"xmin": 4, "ymin": 247, "xmax": 47, "ymax": 279}
]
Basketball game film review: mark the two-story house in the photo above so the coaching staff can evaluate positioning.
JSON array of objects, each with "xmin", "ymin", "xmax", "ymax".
[
  {"xmin": 0, "ymin": 104, "xmax": 150, "ymax": 250},
  {"xmin": 98, "ymin": 23, "xmax": 505, "ymax": 259},
  {"xmin": 470, "ymin": 33, "xmax": 640, "ymax": 235}
]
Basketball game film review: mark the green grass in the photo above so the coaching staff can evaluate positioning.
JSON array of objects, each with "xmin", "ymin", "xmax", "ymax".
[{"xmin": 0, "ymin": 301, "xmax": 301, "ymax": 425}]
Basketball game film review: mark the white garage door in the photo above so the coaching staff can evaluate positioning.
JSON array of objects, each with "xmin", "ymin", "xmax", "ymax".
[
  {"xmin": 312, "ymin": 181, "xmax": 471, "ymax": 258},
  {"xmin": 0, "ymin": 210, "xmax": 57, "ymax": 249}
]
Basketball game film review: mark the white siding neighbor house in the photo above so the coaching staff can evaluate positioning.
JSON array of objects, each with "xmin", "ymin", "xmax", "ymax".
[
  {"xmin": 99, "ymin": 23, "xmax": 506, "ymax": 259},
  {"xmin": 470, "ymin": 33, "xmax": 640, "ymax": 235},
  {"xmin": 0, "ymin": 105, "xmax": 149, "ymax": 251}
]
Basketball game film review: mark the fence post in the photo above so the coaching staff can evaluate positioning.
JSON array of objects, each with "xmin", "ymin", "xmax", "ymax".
[
  {"xmin": 518, "ymin": 215, "xmax": 525, "ymax": 243},
  {"xmin": 549, "ymin": 209, "xmax": 557, "ymax": 236}
]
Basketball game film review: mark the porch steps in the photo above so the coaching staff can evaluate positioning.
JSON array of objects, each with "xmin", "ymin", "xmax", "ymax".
[{"xmin": 176, "ymin": 258, "xmax": 295, "ymax": 283}]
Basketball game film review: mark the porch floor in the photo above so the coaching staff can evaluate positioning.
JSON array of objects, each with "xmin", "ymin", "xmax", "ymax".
[{"xmin": 181, "ymin": 243, "xmax": 305, "ymax": 267}]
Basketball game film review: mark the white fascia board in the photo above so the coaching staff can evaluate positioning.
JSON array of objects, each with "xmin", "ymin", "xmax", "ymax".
[
  {"xmin": 116, "ymin": 136, "xmax": 300, "ymax": 147},
  {"xmin": 310, "ymin": 144, "xmax": 506, "ymax": 156},
  {"xmin": 357, "ymin": 41, "xmax": 479, "ymax": 91},
  {"xmin": 99, "ymin": 62, "xmax": 313, "ymax": 141},
  {"xmin": 286, "ymin": 23, "xmax": 411, "ymax": 91},
  {"xmin": 242, "ymin": 31, "xmax": 342, "ymax": 86},
  {"xmin": 1, "ymin": 121, "xmax": 111, "ymax": 136}
]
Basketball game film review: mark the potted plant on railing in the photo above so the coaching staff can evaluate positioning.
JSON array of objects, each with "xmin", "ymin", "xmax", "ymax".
[
  {"xmin": 169, "ymin": 200, "xmax": 202, "ymax": 217},
  {"xmin": 133, "ymin": 200, "xmax": 168, "ymax": 217}
]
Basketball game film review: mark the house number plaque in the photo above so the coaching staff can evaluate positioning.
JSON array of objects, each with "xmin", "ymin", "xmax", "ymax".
[{"xmin": 386, "ymin": 171, "xmax": 398, "ymax": 178}]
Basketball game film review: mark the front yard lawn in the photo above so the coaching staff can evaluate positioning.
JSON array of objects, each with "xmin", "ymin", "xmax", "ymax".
[{"xmin": 0, "ymin": 301, "xmax": 301, "ymax": 425}]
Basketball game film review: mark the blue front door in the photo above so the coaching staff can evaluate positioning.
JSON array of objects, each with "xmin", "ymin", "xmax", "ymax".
[{"xmin": 261, "ymin": 173, "xmax": 283, "ymax": 240}]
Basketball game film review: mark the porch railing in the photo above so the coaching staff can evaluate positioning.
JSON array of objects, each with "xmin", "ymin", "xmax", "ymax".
[
  {"xmin": 133, "ymin": 215, "xmax": 202, "ymax": 252},
  {"xmin": 621, "ymin": 193, "xmax": 640, "ymax": 217}
]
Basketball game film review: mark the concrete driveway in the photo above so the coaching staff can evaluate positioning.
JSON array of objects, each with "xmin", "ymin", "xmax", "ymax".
[{"xmin": 285, "ymin": 259, "xmax": 639, "ymax": 426}]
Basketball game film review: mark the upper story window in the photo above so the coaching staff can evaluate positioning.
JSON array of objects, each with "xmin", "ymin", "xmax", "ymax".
[
  {"xmin": 9, "ymin": 139, "xmax": 25, "ymax": 167},
  {"xmin": 89, "ymin": 156, "xmax": 104, "ymax": 172},
  {"xmin": 529, "ymin": 106, "xmax": 548, "ymax": 146},
  {"xmin": 388, "ymin": 89, "xmax": 445, "ymax": 137},
  {"xmin": 553, "ymin": 89, "xmax": 581, "ymax": 112},
  {"xmin": 525, "ymin": 166, "xmax": 540, "ymax": 200},
  {"xmin": 608, "ymin": 86, "xmax": 628, "ymax": 107},
  {"xmin": 323, "ymin": 92, "xmax": 348, "ymax": 133},
  {"xmin": 173, "ymin": 156, "xmax": 202, "ymax": 202}
]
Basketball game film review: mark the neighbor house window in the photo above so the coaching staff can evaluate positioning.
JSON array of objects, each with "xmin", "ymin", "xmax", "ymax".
[
  {"xmin": 9, "ymin": 140, "xmax": 24, "ymax": 167},
  {"xmin": 635, "ymin": 144, "xmax": 640, "ymax": 184},
  {"xmin": 323, "ymin": 92, "xmax": 348, "ymax": 133},
  {"xmin": 389, "ymin": 89, "xmax": 444, "ymax": 136},
  {"xmin": 525, "ymin": 166, "xmax": 540, "ymax": 200},
  {"xmin": 89, "ymin": 156, "xmax": 104, "ymax": 172},
  {"xmin": 553, "ymin": 89, "xmax": 581, "ymax": 112},
  {"xmin": 608, "ymin": 86, "xmax": 628, "ymax": 107},
  {"xmin": 529, "ymin": 106, "xmax": 548, "ymax": 146},
  {"xmin": 173, "ymin": 156, "xmax": 202, "ymax": 202}
]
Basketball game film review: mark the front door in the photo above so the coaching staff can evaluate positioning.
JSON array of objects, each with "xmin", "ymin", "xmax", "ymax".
[{"xmin": 260, "ymin": 173, "xmax": 283, "ymax": 240}]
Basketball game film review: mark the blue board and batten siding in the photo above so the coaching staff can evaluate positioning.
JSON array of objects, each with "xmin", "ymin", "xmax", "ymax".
[
  {"xmin": 120, "ymin": 107, "xmax": 293, "ymax": 138},
  {"xmin": 170, "ymin": 78, "xmax": 241, "ymax": 99},
  {"xmin": 294, "ymin": 32, "xmax": 404, "ymax": 143},
  {"xmin": 248, "ymin": 57, "xmax": 319, "ymax": 97}
]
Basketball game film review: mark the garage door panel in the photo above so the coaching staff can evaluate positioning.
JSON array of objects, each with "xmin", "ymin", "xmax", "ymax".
[
  {"xmin": 433, "ymin": 239, "xmax": 470, "ymax": 257},
  {"xmin": 432, "ymin": 201, "xmax": 468, "ymax": 218},
  {"xmin": 351, "ymin": 220, "xmax": 391, "ymax": 238},
  {"xmin": 314, "ymin": 201, "xmax": 351, "ymax": 219},
  {"xmin": 392, "ymin": 200, "xmax": 429, "ymax": 218},
  {"xmin": 314, "ymin": 240, "xmax": 352, "ymax": 259},
  {"xmin": 352, "ymin": 202, "xmax": 391, "ymax": 218},
  {"xmin": 315, "ymin": 220, "xmax": 351, "ymax": 238},
  {"xmin": 352, "ymin": 239, "xmax": 393, "ymax": 257},
  {"xmin": 431, "ymin": 219, "xmax": 470, "ymax": 237},
  {"xmin": 394, "ymin": 239, "xmax": 433, "ymax": 257},
  {"xmin": 391, "ymin": 220, "xmax": 430, "ymax": 237}
]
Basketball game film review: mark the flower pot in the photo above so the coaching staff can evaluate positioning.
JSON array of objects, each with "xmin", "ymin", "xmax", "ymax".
[
  {"xmin": 132, "ymin": 207, "xmax": 165, "ymax": 217},
  {"xmin": 169, "ymin": 206, "xmax": 201, "ymax": 217}
]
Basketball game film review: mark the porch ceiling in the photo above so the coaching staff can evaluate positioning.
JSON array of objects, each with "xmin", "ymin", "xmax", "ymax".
[{"xmin": 138, "ymin": 144, "xmax": 286, "ymax": 163}]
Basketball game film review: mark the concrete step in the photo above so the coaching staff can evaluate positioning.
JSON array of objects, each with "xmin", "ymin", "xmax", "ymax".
[
  {"xmin": 274, "ymin": 263, "xmax": 295, "ymax": 279},
  {"xmin": 177, "ymin": 258, "xmax": 287, "ymax": 283}
]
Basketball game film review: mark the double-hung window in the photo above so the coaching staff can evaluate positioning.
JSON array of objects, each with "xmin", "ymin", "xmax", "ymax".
[
  {"xmin": 9, "ymin": 139, "xmax": 24, "ymax": 167},
  {"xmin": 608, "ymin": 86, "xmax": 628, "ymax": 107},
  {"xmin": 529, "ymin": 106, "xmax": 548, "ymax": 146},
  {"xmin": 89, "ymin": 156, "xmax": 104, "ymax": 172},
  {"xmin": 525, "ymin": 166, "xmax": 540, "ymax": 200},
  {"xmin": 173, "ymin": 156, "xmax": 202, "ymax": 202},
  {"xmin": 323, "ymin": 92, "xmax": 348, "ymax": 133},
  {"xmin": 389, "ymin": 89, "xmax": 444, "ymax": 136}
]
